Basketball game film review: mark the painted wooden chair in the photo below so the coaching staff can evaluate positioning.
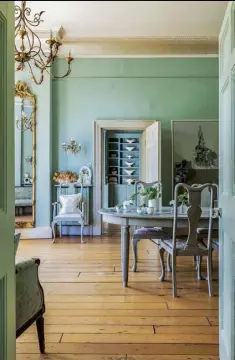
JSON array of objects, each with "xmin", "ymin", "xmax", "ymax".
[
  {"xmin": 158, "ymin": 183, "xmax": 216, "ymax": 297},
  {"xmin": 131, "ymin": 180, "xmax": 171, "ymax": 272},
  {"xmin": 51, "ymin": 184, "xmax": 85, "ymax": 243}
]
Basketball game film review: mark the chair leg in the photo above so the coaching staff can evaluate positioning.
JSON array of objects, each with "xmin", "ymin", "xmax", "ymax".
[
  {"xmin": 197, "ymin": 256, "xmax": 203, "ymax": 280},
  {"xmin": 51, "ymin": 221, "xmax": 56, "ymax": 243},
  {"xmin": 172, "ymin": 253, "xmax": 177, "ymax": 297},
  {"xmin": 80, "ymin": 221, "xmax": 84, "ymax": 244},
  {"xmin": 207, "ymin": 253, "xmax": 213, "ymax": 297},
  {"xmin": 167, "ymin": 253, "xmax": 172, "ymax": 272},
  {"xmin": 159, "ymin": 247, "xmax": 165, "ymax": 281},
  {"xmin": 36, "ymin": 315, "xmax": 45, "ymax": 354},
  {"xmin": 132, "ymin": 237, "xmax": 140, "ymax": 272},
  {"xmin": 59, "ymin": 222, "xmax": 62, "ymax": 238}
]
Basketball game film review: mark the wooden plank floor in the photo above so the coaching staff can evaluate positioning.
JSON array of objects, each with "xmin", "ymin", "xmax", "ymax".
[{"xmin": 16, "ymin": 236, "xmax": 219, "ymax": 360}]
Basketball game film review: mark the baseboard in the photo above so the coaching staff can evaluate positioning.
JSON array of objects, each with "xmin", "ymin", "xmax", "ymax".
[{"xmin": 18, "ymin": 226, "xmax": 52, "ymax": 239}]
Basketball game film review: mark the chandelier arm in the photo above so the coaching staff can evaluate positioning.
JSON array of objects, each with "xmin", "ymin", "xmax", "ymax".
[
  {"xmin": 23, "ymin": 4, "xmax": 45, "ymax": 27},
  {"xmin": 33, "ymin": 57, "xmax": 49, "ymax": 71},
  {"xmin": 49, "ymin": 63, "xmax": 72, "ymax": 80},
  {"xmin": 27, "ymin": 60, "xmax": 44, "ymax": 85},
  {"xmin": 14, "ymin": 5, "xmax": 22, "ymax": 21}
]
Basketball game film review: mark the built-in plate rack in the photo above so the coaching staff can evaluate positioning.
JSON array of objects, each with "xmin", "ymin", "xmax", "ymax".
[{"xmin": 105, "ymin": 132, "xmax": 140, "ymax": 185}]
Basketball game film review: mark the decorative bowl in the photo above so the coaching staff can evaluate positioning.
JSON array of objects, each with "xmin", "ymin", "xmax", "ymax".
[
  {"xmin": 125, "ymin": 169, "xmax": 135, "ymax": 175},
  {"xmin": 126, "ymin": 139, "xmax": 135, "ymax": 144},
  {"xmin": 125, "ymin": 162, "xmax": 134, "ymax": 167},
  {"xmin": 125, "ymin": 146, "xmax": 135, "ymax": 151},
  {"xmin": 125, "ymin": 178, "xmax": 135, "ymax": 185}
]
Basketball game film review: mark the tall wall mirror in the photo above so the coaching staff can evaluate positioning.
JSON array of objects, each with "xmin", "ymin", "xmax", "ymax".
[{"xmin": 15, "ymin": 81, "xmax": 36, "ymax": 228}]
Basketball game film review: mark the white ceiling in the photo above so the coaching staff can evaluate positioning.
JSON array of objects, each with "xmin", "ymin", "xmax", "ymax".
[{"xmin": 16, "ymin": 1, "xmax": 227, "ymax": 40}]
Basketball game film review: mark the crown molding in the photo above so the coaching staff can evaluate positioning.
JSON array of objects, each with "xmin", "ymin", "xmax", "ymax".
[
  {"xmin": 57, "ymin": 36, "xmax": 219, "ymax": 58},
  {"xmin": 15, "ymin": 28, "xmax": 218, "ymax": 58}
]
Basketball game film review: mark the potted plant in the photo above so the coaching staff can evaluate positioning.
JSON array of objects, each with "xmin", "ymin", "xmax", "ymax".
[{"xmin": 140, "ymin": 183, "xmax": 162, "ymax": 211}]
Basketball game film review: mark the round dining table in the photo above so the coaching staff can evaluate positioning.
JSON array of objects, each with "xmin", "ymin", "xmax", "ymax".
[{"xmin": 98, "ymin": 206, "xmax": 218, "ymax": 287}]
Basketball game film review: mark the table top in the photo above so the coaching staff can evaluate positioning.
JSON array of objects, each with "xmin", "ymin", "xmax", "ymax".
[{"xmin": 99, "ymin": 206, "xmax": 212, "ymax": 219}]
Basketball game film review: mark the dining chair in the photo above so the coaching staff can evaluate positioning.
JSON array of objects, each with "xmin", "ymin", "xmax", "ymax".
[
  {"xmin": 51, "ymin": 184, "xmax": 85, "ymax": 243},
  {"xmin": 131, "ymin": 180, "xmax": 171, "ymax": 272},
  {"xmin": 158, "ymin": 183, "xmax": 217, "ymax": 297}
]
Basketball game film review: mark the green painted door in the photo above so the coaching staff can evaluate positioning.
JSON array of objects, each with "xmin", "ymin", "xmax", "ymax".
[
  {"xmin": 0, "ymin": 2, "xmax": 15, "ymax": 360},
  {"xmin": 219, "ymin": 2, "xmax": 235, "ymax": 359}
]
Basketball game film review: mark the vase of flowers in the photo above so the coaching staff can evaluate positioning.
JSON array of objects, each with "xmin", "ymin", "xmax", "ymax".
[{"xmin": 177, "ymin": 191, "xmax": 189, "ymax": 214}]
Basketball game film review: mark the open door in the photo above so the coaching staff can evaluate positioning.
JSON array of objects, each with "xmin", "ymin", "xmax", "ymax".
[
  {"xmin": 219, "ymin": 2, "xmax": 235, "ymax": 359},
  {"xmin": 140, "ymin": 121, "xmax": 161, "ymax": 183},
  {"xmin": 0, "ymin": 2, "xmax": 16, "ymax": 360}
]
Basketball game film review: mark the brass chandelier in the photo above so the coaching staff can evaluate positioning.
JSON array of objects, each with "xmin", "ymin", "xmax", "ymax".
[{"xmin": 15, "ymin": 1, "xmax": 74, "ymax": 85}]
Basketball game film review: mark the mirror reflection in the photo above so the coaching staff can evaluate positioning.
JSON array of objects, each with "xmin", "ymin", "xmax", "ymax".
[{"xmin": 15, "ymin": 81, "xmax": 36, "ymax": 228}]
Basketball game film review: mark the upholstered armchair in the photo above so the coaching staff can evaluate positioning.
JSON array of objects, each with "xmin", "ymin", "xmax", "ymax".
[
  {"xmin": 16, "ymin": 257, "xmax": 45, "ymax": 353},
  {"xmin": 51, "ymin": 189, "xmax": 85, "ymax": 243}
]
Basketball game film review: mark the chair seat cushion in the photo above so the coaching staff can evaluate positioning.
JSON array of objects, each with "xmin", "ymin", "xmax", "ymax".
[
  {"xmin": 197, "ymin": 228, "xmax": 218, "ymax": 237},
  {"xmin": 135, "ymin": 227, "xmax": 169, "ymax": 237},
  {"xmin": 161, "ymin": 239, "xmax": 207, "ymax": 251},
  {"xmin": 55, "ymin": 212, "xmax": 82, "ymax": 221},
  {"xmin": 15, "ymin": 199, "xmax": 32, "ymax": 206}
]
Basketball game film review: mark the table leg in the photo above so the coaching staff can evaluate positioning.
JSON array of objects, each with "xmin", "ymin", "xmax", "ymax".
[{"xmin": 121, "ymin": 225, "xmax": 130, "ymax": 287}]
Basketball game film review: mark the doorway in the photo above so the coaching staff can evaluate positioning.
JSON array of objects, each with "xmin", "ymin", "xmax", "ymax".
[{"xmin": 94, "ymin": 120, "xmax": 161, "ymax": 236}]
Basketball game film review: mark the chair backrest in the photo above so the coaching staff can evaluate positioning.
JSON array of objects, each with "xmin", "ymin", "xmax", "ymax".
[
  {"xmin": 134, "ymin": 180, "xmax": 161, "ymax": 207},
  {"xmin": 173, "ymin": 183, "xmax": 216, "ymax": 252},
  {"xmin": 191, "ymin": 183, "xmax": 218, "ymax": 208}
]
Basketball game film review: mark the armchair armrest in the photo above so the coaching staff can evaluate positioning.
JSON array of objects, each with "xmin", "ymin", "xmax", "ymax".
[{"xmin": 16, "ymin": 258, "xmax": 45, "ymax": 335}]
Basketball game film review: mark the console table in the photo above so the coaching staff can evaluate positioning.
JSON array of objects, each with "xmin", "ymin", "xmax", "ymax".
[{"xmin": 55, "ymin": 184, "xmax": 93, "ymax": 236}]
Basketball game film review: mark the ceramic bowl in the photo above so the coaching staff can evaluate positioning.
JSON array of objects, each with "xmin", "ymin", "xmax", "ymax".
[
  {"xmin": 125, "ymin": 169, "xmax": 135, "ymax": 175},
  {"xmin": 125, "ymin": 178, "xmax": 135, "ymax": 185},
  {"xmin": 137, "ymin": 207, "xmax": 144, "ymax": 215},
  {"xmin": 126, "ymin": 139, "xmax": 135, "ymax": 144},
  {"xmin": 127, "ymin": 155, "xmax": 133, "ymax": 159},
  {"xmin": 125, "ymin": 146, "xmax": 135, "ymax": 152},
  {"xmin": 125, "ymin": 162, "xmax": 134, "ymax": 167}
]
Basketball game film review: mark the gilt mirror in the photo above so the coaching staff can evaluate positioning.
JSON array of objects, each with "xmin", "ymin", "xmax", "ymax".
[{"xmin": 14, "ymin": 81, "xmax": 36, "ymax": 228}]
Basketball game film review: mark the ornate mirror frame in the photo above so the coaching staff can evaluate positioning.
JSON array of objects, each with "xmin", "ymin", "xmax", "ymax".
[{"xmin": 15, "ymin": 81, "xmax": 36, "ymax": 228}]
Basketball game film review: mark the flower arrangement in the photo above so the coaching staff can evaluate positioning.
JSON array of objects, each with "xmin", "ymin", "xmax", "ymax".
[
  {"xmin": 169, "ymin": 191, "xmax": 189, "ymax": 207},
  {"xmin": 53, "ymin": 171, "xmax": 78, "ymax": 183},
  {"xmin": 177, "ymin": 191, "xmax": 189, "ymax": 205}
]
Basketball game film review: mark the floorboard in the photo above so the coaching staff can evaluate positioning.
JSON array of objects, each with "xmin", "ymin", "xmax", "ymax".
[{"xmin": 16, "ymin": 236, "xmax": 219, "ymax": 359}]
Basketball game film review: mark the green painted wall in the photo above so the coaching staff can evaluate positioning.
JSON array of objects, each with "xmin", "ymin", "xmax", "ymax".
[{"xmin": 52, "ymin": 58, "xmax": 218, "ymax": 205}]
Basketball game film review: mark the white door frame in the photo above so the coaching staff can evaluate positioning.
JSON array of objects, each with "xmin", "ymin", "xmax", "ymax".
[{"xmin": 93, "ymin": 119, "xmax": 156, "ymax": 235}]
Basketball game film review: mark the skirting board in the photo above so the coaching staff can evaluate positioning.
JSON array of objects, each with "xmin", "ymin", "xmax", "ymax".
[{"xmin": 18, "ymin": 226, "xmax": 52, "ymax": 239}]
